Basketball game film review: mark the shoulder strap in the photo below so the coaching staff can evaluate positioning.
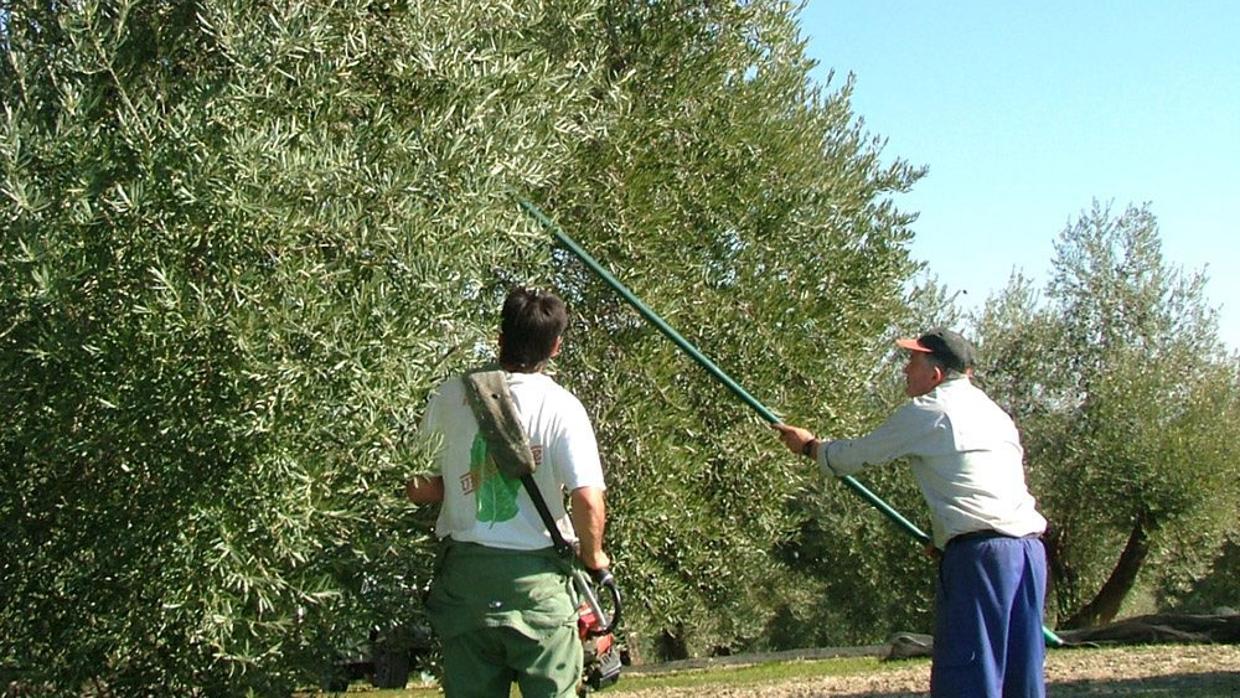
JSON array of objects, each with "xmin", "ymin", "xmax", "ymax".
[
  {"xmin": 461, "ymin": 368, "xmax": 537, "ymax": 479},
  {"xmin": 461, "ymin": 368, "xmax": 574, "ymax": 558},
  {"xmin": 520, "ymin": 474, "xmax": 573, "ymax": 558}
]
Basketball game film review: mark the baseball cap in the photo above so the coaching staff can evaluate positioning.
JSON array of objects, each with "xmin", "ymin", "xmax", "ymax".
[{"xmin": 896, "ymin": 328, "xmax": 975, "ymax": 373}]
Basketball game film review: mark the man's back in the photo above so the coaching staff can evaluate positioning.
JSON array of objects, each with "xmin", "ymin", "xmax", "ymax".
[
  {"xmin": 423, "ymin": 371, "xmax": 603, "ymax": 551},
  {"xmin": 903, "ymin": 377, "xmax": 1046, "ymax": 548}
]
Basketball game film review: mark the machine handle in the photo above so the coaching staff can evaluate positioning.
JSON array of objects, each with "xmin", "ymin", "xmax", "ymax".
[{"xmin": 577, "ymin": 568, "xmax": 622, "ymax": 638}]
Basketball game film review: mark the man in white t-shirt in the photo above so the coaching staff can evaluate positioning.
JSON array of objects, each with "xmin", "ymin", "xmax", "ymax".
[
  {"xmin": 773, "ymin": 328, "xmax": 1048, "ymax": 698},
  {"xmin": 406, "ymin": 288, "xmax": 608, "ymax": 697}
]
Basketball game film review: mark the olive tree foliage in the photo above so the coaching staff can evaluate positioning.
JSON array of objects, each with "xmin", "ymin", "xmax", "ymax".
[
  {"xmin": 1159, "ymin": 534, "xmax": 1240, "ymax": 613},
  {"xmin": 972, "ymin": 202, "xmax": 1240, "ymax": 628},
  {"xmin": 2, "ymin": 0, "xmax": 929, "ymax": 687},
  {"xmin": 762, "ymin": 275, "xmax": 966, "ymax": 649},
  {"xmin": 527, "ymin": 1, "xmax": 926, "ymax": 655},
  {"xmin": 1, "ymin": 0, "xmax": 620, "ymax": 692}
]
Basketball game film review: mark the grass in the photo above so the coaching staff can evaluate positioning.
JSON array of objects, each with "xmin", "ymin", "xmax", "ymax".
[
  {"xmin": 610, "ymin": 655, "xmax": 915, "ymax": 693},
  {"xmin": 313, "ymin": 647, "xmax": 1240, "ymax": 697},
  {"xmin": 317, "ymin": 655, "xmax": 921, "ymax": 696}
]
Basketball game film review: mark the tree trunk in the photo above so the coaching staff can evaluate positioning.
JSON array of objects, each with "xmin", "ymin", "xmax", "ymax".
[
  {"xmin": 1043, "ymin": 525, "xmax": 1073, "ymax": 622},
  {"xmin": 1062, "ymin": 512, "xmax": 1155, "ymax": 629}
]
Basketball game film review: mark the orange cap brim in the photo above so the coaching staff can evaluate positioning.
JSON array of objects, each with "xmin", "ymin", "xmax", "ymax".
[{"xmin": 895, "ymin": 337, "xmax": 932, "ymax": 353}]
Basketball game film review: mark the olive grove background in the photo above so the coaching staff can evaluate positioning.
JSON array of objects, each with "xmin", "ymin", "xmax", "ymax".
[
  {"xmin": 2, "ymin": 0, "xmax": 1236, "ymax": 693},
  {"xmin": 971, "ymin": 202, "xmax": 1240, "ymax": 629}
]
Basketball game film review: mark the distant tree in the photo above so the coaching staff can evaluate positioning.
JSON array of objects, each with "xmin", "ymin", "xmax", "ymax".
[
  {"xmin": 1157, "ymin": 534, "xmax": 1240, "ymax": 613},
  {"xmin": 973, "ymin": 202, "xmax": 1240, "ymax": 628}
]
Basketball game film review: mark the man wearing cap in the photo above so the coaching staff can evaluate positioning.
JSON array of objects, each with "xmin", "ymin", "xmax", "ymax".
[{"xmin": 773, "ymin": 328, "xmax": 1048, "ymax": 698}]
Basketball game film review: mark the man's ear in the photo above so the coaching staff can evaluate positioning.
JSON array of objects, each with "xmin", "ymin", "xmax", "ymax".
[{"xmin": 550, "ymin": 336, "xmax": 563, "ymax": 358}]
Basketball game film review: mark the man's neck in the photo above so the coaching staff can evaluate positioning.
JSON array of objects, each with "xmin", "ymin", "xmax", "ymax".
[{"xmin": 500, "ymin": 362, "xmax": 544, "ymax": 374}]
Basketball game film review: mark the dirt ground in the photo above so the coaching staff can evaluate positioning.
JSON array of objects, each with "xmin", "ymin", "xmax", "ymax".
[{"xmin": 618, "ymin": 644, "xmax": 1240, "ymax": 697}]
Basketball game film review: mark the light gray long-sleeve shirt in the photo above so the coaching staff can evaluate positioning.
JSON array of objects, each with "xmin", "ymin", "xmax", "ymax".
[{"xmin": 816, "ymin": 376, "xmax": 1047, "ymax": 549}]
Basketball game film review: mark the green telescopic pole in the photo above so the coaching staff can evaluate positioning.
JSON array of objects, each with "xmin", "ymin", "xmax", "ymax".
[
  {"xmin": 517, "ymin": 197, "xmax": 928, "ymax": 539},
  {"xmin": 516, "ymin": 196, "xmax": 1063, "ymax": 647}
]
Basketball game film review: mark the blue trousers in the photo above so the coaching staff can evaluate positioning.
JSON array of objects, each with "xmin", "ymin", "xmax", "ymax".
[{"xmin": 931, "ymin": 534, "xmax": 1047, "ymax": 698}]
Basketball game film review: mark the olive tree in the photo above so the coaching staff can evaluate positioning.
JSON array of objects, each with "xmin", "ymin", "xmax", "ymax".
[
  {"xmin": 1, "ymin": 0, "xmax": 618, "ymax": 691},
  {"xmin": 2, "ymin": 0, "xmax": 929, "ymax": 688},
  {"xmin": 973, "ymin": 202, "xmax": 1240, "ymax": 628},
  {"xmin": 535, "ymin": 0, "xmax": 926, "ymax": 654}
]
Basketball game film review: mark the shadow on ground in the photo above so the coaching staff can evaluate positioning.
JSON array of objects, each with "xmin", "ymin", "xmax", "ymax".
[{"xmin": 828, "ymin": 670, "xmax": 1240, "ymax": 698}]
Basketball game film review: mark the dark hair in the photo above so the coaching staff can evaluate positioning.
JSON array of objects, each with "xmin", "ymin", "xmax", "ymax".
[
  {"xmin": 924, "ymin": 352, "xmax": 965, "ymax": 378},
  {"xmin": 916, "ymin": 328, "xmax": 975, "ymax": 373},
  {"xmin": 499, "ymin": 287, "xmax": 568, "ymax": 371}
]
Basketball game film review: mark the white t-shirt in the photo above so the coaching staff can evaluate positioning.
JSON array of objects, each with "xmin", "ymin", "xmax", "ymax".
[
  {"xmin": 420, "ymin": 371, "xmax": 605, "ymax": 551},
  {"xmin": 819, "ymin": 376, "xmax": 1047, "ymax": 549}
]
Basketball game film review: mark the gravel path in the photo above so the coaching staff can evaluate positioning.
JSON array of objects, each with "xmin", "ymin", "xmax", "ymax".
[{"xmin": 616, "ymin": 644, "xmax": 1240, "ymax": 697}]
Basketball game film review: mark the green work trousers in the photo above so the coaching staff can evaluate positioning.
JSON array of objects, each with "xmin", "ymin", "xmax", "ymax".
[{"xmin": 427, "ymin": 540, "xmax": 581, "ymax": 697}]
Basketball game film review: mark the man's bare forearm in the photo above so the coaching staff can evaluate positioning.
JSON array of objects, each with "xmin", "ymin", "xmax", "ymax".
[{"xmin": 570, "ymin": 486, "xmax": 609, "ymax": 570}]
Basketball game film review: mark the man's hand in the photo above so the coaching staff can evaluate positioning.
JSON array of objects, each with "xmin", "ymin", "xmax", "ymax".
[
  {"xmin": 405, "ymin": 475, "xmax": 444, "ymax": 504},
  {"xmin": 578, "ymin": 548, "xmax": 611, "ymax": 572},
  {"xmin": 771, "ymin": 423, "xmax": 816, "ymax": 456}
]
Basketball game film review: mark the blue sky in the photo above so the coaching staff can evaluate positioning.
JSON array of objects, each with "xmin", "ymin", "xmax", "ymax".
[{"xmin": 799, "ymin": 1, "xmax": 1240, "ymax": 350}]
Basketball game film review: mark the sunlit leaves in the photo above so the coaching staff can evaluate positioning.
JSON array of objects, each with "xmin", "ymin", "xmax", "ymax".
[
  {"xmin": 1, "ymin": 0, "xmax": 932, "ymax": 683},
  {"xmin": 534, "ymin": 0, "xmax": 925, "ymax": 655},
  {"xmin": 973, "ymin": 201, "xmax": 1240, "ymax": 624},
  {"xmin": 2, "ymin": 0, "xmax": 613, "ymax": 691}
]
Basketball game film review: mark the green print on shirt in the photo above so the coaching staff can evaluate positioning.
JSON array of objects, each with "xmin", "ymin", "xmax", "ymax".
[{"xmin": 470, "ymin": 432, "xmax": 520, "ymax": 524}]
